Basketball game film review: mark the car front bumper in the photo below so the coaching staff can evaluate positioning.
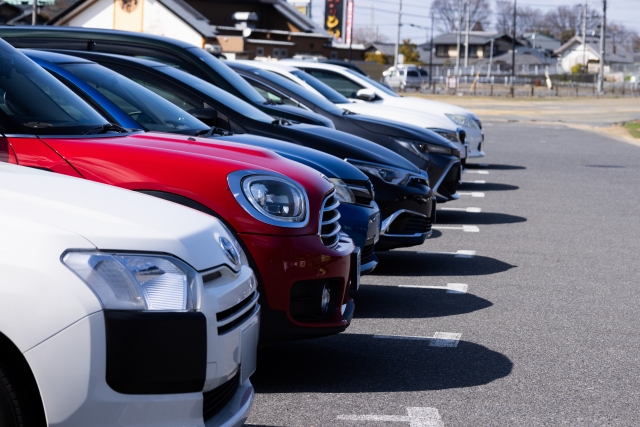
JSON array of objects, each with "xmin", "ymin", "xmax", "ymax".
[
  {"xmin": 337, "ymin": 201, "xmax": 380, "ymax": 276},
  {"xmin": 239, "ymin": 233, "xmax": 356, "ymax": 342}
]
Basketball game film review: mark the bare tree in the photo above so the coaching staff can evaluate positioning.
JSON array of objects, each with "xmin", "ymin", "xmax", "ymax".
[
  {"xmin": 353, "ymin": 26, "xmax": 388, "ymax": 44},
  {"xmin": 430, "ymin": 0, "xmax": 492, "ymax": 33},
  {"xmin": 495, "ymin": 1, "xmax": 545, "ymax": 35}
]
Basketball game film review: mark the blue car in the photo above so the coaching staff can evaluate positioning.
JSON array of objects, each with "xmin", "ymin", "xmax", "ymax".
[{"xmin": 24, "ymin": 49, "xmax": 381, "ymax": 280}]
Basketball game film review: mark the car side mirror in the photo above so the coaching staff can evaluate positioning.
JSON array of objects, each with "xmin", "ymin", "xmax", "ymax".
[
  {"xmin": 188, "ymin": 108, "xmax": 218, "ymax": 127},
  {"xmin": 356, "ymin": 88, "xmax": 376, "ymax": 101}
]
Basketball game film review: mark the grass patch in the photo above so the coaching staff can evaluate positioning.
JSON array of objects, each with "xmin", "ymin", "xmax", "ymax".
[{"xmin": 624, "ymin": 121, "xmax": 640, "ymax": 138}]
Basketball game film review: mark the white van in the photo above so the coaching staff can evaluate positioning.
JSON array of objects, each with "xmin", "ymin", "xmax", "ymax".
[{"xmin": 383, "ymin": 65, "xmax": 428, "ymax": 91}]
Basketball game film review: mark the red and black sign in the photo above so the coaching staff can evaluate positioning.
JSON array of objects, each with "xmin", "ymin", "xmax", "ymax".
[{"xmin": 325, "ymin": 0, "xmax": 345, "ymax": 41}]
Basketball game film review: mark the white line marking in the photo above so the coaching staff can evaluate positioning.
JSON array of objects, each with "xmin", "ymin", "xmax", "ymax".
[
  {"xmin": 439, "ymin": 207, "xmax": 482, "ymax": 213},
  {"xmin": 466, "ymin": 170, "xmax": 489, "ymax": 174},
  {"xmin": 478, "ymin": 163, "xmax": 490, "ymax": 166},
  {"xmin": 374, "ymin": 333, "xmax": 462, "ymax": 348},
  {"xmin": 399, "ymin": 283, "xmax": 468, "ymax": 294},
  {"xmin": 338, "ymin": 407, "xmax": 444, "ymax": 427},
  {"xmin": 432, "ymin": 225, "xmax": 479, "ymax": 233},
  {"xmin": 462, "ymin": 180, "xmax": 486, "ymax": 184},
  {"xmin": 458, "ymin": 192, "xmax": 485, "ymax": 198}
]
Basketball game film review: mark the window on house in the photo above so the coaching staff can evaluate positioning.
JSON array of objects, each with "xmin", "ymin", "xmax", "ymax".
[
  {"xmin": 330, "ymin": 51, "xmax": 338, "ymax": 59},
  {"xmin": 273, "ymin": 48, "xmax": 280, "ymax": 57},
  {"xmin": 436, "ymin": 45, "xmax": 448, "ymax": 57},
  {"xmin": 279, "ymin": 48, "xmax": 288, "ymax": 58},
  {"xmin": 256, "ymin": 47, "xmax": 264, "ymax": 56}
]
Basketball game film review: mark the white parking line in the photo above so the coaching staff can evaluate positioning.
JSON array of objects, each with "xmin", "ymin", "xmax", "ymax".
[
  {"xmin": 399, "ymin": 283, "xmax": 468, "ymax": 294},
  {"xmin": 458, "ymin": 192, "xmax": 485, "ymax": 198},
  {"xmin": 417, "ymin": 250, "xmax": 475, "ymax": 258},
  {"xmin": 466, "ymin": 170, "xmax": 489, "ymax": 174},
  {"xmin": 338, "ymin": 407, "xmax": 444, "ymax": 427},
  {"xmin": 374, "ymin": 333, "xmax": 462, "ymax": 348},
  {"xmin": 432, "ymin": 225, "xmax": 479, "ymax": 232},
  {"xmin": 439, "ymin": 207, "xmax": 482, "ymax": 213}
]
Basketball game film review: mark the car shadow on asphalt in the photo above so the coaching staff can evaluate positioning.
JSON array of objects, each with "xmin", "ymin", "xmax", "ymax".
[
  {"xmin": 435, "ymin": 210, "xmax": 526, "ymax": 225},
  {"xmin": 372, "ymin": 252, "xmax": 516, "ymax": 276},
  {"xmin": 253, "ymin": 334, "xmax": 513, "ymax": 393},
  {"xmin": 459, "ymin": 182, "xmax": 520, "ymax": 191},
  {"xmin": 351, "ymin": 285, "xmax": 492, "ymax": 319},
  {"xmin": 466, "ymin": 163, "xmax": 526, "ymax": 170},
  {"xmin": 427, "ymin": 229, "xmax": 443, "ymax": 239}
]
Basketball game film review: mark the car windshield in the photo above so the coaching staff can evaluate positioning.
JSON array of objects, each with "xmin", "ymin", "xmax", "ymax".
[
  {"xmin": 59, "ymin": 63, "xmax": 209, "ymax": 134},
  {"xmin": 344, "ymin": 69, "xmax": 400, "ymax": 97},
  {"xmin": 0, "ymin": 40, "xmax": 109, "ymax": 135},
  {"xmin": 290, "ymin": 70, "xmax": 351, "ymax": 105},
  {"xmin": 249, "ymin": 69, "xmax": 345, "ymax": 115},
  {"xmin": 419, "ymin": 69, "xmax": 428, "ymax": 76},
  {"xmin": 185, "ymin": 47, "xmax": 268, "ymax": 105},
  {"xmin": 407, "ymin": 70, "xmax": 420, "ymax": 77},
  {"xmin": 158, "ymin": 65, "xmax": 277, "ymax": 124}
]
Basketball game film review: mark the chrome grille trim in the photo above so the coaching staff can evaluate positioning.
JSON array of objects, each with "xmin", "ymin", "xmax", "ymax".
[{"xmin": 319, "ymin": 190, "xmax": 341, "ymax": 248}]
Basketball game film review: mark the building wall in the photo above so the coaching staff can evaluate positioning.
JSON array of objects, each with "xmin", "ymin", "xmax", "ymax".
[
  {"xmin": 65, "ymin": 0, "xmax": 114, "ymax": 28},
  {"xmin": 143, "ymin": 0, "xmax": 203, "ymax": 47},
  {"xmin": 560, "ymin": 45, "xmax": 598, "ymax": 73}
]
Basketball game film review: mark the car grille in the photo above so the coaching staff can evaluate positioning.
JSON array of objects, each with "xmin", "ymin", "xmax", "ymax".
[
  {"xmin": 319, "ymin": 191, "xmax": 341, "ymax": 248},
  {"xmin": 441, "ymin": 163, "xmax": 461, "ymax": 196},
  {"xmin": 202, "ymin": 370, "xmax": 240, "ymax": 422},
  {"xmin": 388, "ymin": 212, "xmax": 432, "ymax": 235},
  {"xmin": 216, "ymin": 291, "xmax": 259, "ymax": 335},
  {"xmin": 361, "ymin": 243, "xmax": 375, "ymax": 264}
]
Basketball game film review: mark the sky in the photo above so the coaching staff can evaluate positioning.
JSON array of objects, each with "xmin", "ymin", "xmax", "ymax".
[{"xmin": 308, "ymin": 0, "xmax": 640, "ymax": 45}]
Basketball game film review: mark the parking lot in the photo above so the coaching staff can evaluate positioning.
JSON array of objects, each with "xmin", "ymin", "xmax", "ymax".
[{"xmin": 246, "ymin": 117, "xmax": 640, "ymax": 426}]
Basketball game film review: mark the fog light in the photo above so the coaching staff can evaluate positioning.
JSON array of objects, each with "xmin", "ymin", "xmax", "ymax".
[{"xmin": 321, "ymin": 285, "xmax": 331, "ymax": 314}]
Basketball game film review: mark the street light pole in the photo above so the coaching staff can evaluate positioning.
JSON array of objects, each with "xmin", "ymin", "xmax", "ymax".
[
  {"xmin": 394, "ymin": 0, "xmax": 403, "ymax": 68},
  {"xmin": 430, "ymin": 11, "xmax": 435, "ymax": 93},
  {"xmin": 32, "ymin": 0, "xmax": 37, "ymax": 25},
  {"xmin": 464, "ymin": 0, "xmax": 470, "ymax": 68},
  {"xmin": 455, "ymin": 0, "xmax": 462, "ymax": 74},
  {"xmin": 510, "ymin": 0, "xmax": 516, "ymax": 97},
  {"xmin": 598, "ymin": 0, "xmax": 606, "ymax": 95}
]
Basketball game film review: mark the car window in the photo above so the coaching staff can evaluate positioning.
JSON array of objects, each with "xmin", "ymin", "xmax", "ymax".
[
  {"xmin": 301, "ymin": 69, "xmax": 364, "ymax": 99},
  {"xmin": 251, "ymin": 84, "xmax": 300, "ymax": 107},
  {"xmin": 399, "ymin": 70, "xmax": 406, "ymax": 76},
  {"xmin": 419, "ymin": 69, "xmax": 428, "ymax": 76},
  {"xmin": 0, "ymin": 40, "xmax": 109, "ymax": 135},
  {"xmin": 289, "ymin": 70, "xmax": 351, "ymax": 105},
  {"xmin": 344, "ymin": 69, "xmax": 400, "ymax": 97},
  {"xmin": 59, "ymin": 63, "xmax": 209, "ymax": 134},
  {"xmin": 407, "ymin": 70, "xmax": 419, "ymax": 77}
]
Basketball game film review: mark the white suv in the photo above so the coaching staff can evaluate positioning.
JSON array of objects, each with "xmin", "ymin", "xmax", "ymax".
[{"xmin": 0, "ymin": 163, "xmax": 259, "ymax": 427}]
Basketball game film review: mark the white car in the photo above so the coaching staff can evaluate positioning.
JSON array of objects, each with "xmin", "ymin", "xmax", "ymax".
[
  {"xmin": 0, "ymin": 163, "xmax": 259, "ymax": 427},
  {"xmin": 280, "ymin": 60, "xmax": 485, "ymax": 160},
  {"xmin": 383, "ymin": 65, "xmax": 428, "ymax": 91}
]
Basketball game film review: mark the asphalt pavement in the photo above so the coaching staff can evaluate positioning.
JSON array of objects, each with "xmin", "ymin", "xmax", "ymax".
[{"xmin": 246, "ymin": 121, "xmax": 640, "ymax": 426}]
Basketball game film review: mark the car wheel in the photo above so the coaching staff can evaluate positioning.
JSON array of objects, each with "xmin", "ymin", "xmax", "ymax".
[{"xmin": 0, "ymin": 360, "xmax": 41, "ymax": 427}]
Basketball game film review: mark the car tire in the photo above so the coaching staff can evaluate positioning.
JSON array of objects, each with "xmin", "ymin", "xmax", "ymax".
[{"xmin": 0, "ymin": 360, "xmax": 42, "ymax": 427}]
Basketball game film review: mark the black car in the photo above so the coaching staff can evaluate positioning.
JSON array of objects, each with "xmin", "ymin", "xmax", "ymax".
[
  {"xmin": 227, "ymin": 61, "xmax": 462, "ymax": 203},
  {"xmin": 37, "ymin": 48, "xmax": 436, "ymax": 251}
]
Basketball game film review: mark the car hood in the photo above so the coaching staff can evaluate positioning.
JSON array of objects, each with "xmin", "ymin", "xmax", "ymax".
[
  {"xmin": 289, "ymin": 124, "xmax": 421, "ymax": 173},
  {"xmin": 338, "ymin": 101, "xmax": 457, "ymax": 130},
  {"xmin": 345, "ymin": 114, "xmax": 459, "ymax": 150},
  {"xmin": 0, "ymin": 163, "xmax": 239, "ymax": 271},
  {"xmin": 218, "ymin": 134, "xmax": 369, "ymax": 182}
]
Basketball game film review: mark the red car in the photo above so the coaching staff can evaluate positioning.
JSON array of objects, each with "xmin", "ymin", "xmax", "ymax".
[{"xmin": 0, "ymin": 39, "xmax": 356, "ymax": 341}]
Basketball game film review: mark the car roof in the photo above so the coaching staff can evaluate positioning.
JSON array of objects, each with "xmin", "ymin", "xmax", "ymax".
[
  {"xmin": 20, "ymin": 48, "xmax": 95, "ymax": 64},
  {"xmin": 231, "ymin": 60, "xmax": 300, "ymax": 73}
]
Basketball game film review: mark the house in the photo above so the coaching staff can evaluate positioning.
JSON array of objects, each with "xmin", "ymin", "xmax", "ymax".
[
  {"xmin": 555, "ymin": 34, "xmax": 634, "ymax": 74},
  {"xmin": 47, "ymin": 0, "xmax": 365, "ymax": 60},
  {"xmin": 417, "ymin": 31, "xmax": 524, "ymax": 66},
  {"xmin": 0, "ymin": 0, "xmax": 57, "ymax": 24},
  {"xmin": 520, "ymin": 32, "xmax": 561, "ymax": 54}
]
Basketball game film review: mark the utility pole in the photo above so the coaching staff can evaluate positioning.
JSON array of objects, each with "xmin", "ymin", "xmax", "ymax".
[
  {"xmin": 430, "ymin": 11, "xmax": 435, "ymax": 93},
  {"xmin": 394, "ymin": 0, "xmax": 403, "ymax": 68},
  {"xmin": 32, "ymin": 0, "xmax": 37, "ymax": 25},
  {"xmin": 510, "ymin": 0, "xmax": 516, "ymax": 97},
  {"xmin": 582, "ymin": 0, "xmax": 587, "ymax": 72},
  {"xmin": 487, "ymin": 37, "xmax": 494, "ymax": 78},
  {"xmin": 309, "ymin": 0, "xmax": 312, "ymax": 19},
  {"xmin": 464, "ymin": 0, "xmax": 470, "ymax": 68},
  {"xmin": 598, "ymin": 0, "xmax": 606, "ymax": 95},
  {"xmin": 455, "ymin": 0, "xmax": 462, "ymax": 74}
]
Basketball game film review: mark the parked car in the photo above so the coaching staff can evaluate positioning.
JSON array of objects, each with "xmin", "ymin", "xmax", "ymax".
[
  {"xmin": 0, "ymin": 26, "xmax": 336, "ymax": 128},
  {"xmin": 23, "ymin": 49, "xmax": 381, "ymax": 278},
  {"xmin": 280, "ymin": 60, "xmax": 486, "ymax": 160},
  {"xmin": 227, "ymin": 60, "xmax": 462, "ymax": 204},
  {"xmin": 47, "ymin": 49, "xmax": 437, "ymax": 251},
  {"xmin": 383, "ymin": 64, "xmax": 428, "ymax": 91},
  {"xmin": 0, "ymin": 162, "xmax": 259, "ymax": 427},
  {"xmin": 0, "ymin": 39, "xmax": 355, "ymax": 342}
]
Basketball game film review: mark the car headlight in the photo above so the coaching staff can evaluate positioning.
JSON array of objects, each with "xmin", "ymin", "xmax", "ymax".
[
  {"xmin": 329, "ymin": 178, "xmax": 356, "ymax": 204},
  {"xmin": 431, "ymin": 129, "xmax": 461, "ymax": 144},
  {"xmin": 395, "ymin": 137, "xmax": 454, "ymax": 159},
  {"xmin": 445, "ymin": 114, "xmax": 479, "ymax": 129},
  {"xmin": 346, "ymin": 159, "xmax": 412, "ymax": 186},
  {"xmin": 228, "ymin": 170, "xmax": 309, "ymax": 228},
  {"xmin": 63, "ymin": 252, "xmax": 201, "ymax": 311}
]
